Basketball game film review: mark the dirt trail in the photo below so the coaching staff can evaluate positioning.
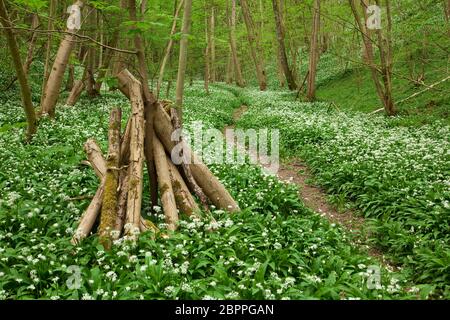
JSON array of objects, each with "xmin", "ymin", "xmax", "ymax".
[{"xmin": 226, "ymin": 105, "xmax": 393, "ymax": 266}]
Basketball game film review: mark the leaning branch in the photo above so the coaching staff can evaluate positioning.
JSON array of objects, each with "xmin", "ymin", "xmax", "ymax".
[{"xmin": 0, "ymin": 26, "xmax": 137, "ymax": 55}]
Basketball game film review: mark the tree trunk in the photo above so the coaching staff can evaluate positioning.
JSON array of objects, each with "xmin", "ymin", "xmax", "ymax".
[
  {"xmin": 23, "ymin": 14, "xmax": 39, "ymax": 77},
  {"xmin": 156, "ymin": 0, "xmax": 184, "ymax": 98},
  {"xmin": 272, "ymin": 0, "xmax": 297, "ymax": 90},
  {"xmin": 86, "ymin": 6, "xmax": 99, "ymax": 97},
  {"xmin": 226, "ymin": 44, "xmax": 234, "ymax": 84},
  {"xmin": 66, "ymin": 80, "xmax": 85, "ymax": 106},
  {"xmin": 41, "ymin": 0, "xmax": 85, "ymax": 117},
  {"xmin": 114, "ymin": 169, "xmax": 129, "ymax": 239},
  {"xmin": 98, "ymin": 108, "xmax": 121, "ymax": 250},
  {"xmin": 210, "ymin": 6, "xmax": 216, "ymax": 83},
  {"xmin": 229, "ymin": 0, "xmax": 245, "ymax": 87},
  {"xmin": 94, "ymin": 28, "xmax": 120, "ymax": 92},
  {"xmin": 128, "ymin": 0, "xmax": 158, "ymax": 211},
  {"xmin": 154, "ymin": 104, "xmax": 239, "ymax": 212},
  {"xmin": 349, "ymin": 0, "xmax": 396, "ymax": 115},
  {"xmin": 83, "ymin": 139, "xmax": 107, "ymax": 180},
  {"xmin": 125, "ymin": 75, "xmax": 145, "ymax": 238},
  {"xmin": 0, "ymin": 0, "xmax": 37, "ymax": 141},
  {"xmin": 240, "ymin": 0, "xmax": 267, "ymax": 91},
  {"xmin": 153, "ymin": 136, "xmax": 179, "ymax": 231},
  {"xmin": 204, "ymin": 3, "xmax": 210, "ymax": 94},
  {"xmin": 175, "ymin": 0, "xmax": 193, "ymax": 121},
  {"xmin": 375, "ymin": 0, "xmax": 395, "ymax": 115},
  {"xmin": 40, "ymin": 0, "xmax": 56, "ymax": 109},
  {"xmin": 167, "ymin": 156, "xmax": 200, "ymax": 217},
  {"xmin": 307, "ymin": 0, "xmax": 320, "ymax": 101},
  {"xmin": 71, "ymin": 180, "xmax": 105, "ymax": 244},
  {"xmin": 65, "ymin": 64, "xmax": 75, "ymax": 92}
]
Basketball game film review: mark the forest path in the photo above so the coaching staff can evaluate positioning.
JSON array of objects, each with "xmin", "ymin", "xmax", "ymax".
[{"xmin": 225, "ymin": 104, "xmax": 394, "ymax": 267}]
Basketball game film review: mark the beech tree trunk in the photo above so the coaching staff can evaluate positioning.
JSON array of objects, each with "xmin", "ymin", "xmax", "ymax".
[
  {"xmin": 240, "ymin": 0, "xmax": 267, "ymax": 91},
  {"xmin": 229, "ymin": 0, "xmax": 245, "ymax": 87},
  {"xmin": 41, "ymin": 0, "xmax": 84, "ymax": 117},
  {"xmin": 0, "ymin": 0, "xmax": 37, "ymax": 141},
  {"xmin": 272, "ymin": 0, "xmax": 297, "ymax": 90},
  {"xmin": 307, "ymin": 0, "xmax": 320, "ymax": 101}
]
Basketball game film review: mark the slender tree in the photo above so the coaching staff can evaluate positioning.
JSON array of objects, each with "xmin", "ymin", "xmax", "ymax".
[
  {"xmin": 209, "ymin": 6, "xmax": 216, "ymax": 82},
  {"xmin": 240, "ymin": 0, "xmax": 267, "ymax": 90},
  {"xmin": 272, "ymin": 0, "xmax": 297, "ymax": 90},
  {"xmin": 41, "ymin": 0, "xmax": 85, "ymax": 117},
  {"xmin": 0, "ymin": 0, "xmax": 37, "ymax": 141},
  {"xmin": 229, "ymin": 0, "xmax": 245, "ymax": 87},
  {"xmin": 40, "ymin": 0, "xmax": 56, "ymax": 109},
  {"xmin": 306, "ymin": 0, "xmax": 320, "ymax": 101},
  {"xmin": 175, "ymin": 0, "xmax": 193, "ymax": 121},
  {"xmin": 349, "ymin": 0, "xmax": 396, "ymax": 115}
]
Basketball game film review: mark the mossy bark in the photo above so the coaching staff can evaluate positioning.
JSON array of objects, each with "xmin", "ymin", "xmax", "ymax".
[{"xmin": 98, "ymin": 108, "xmax": 121, "ymax": 250}]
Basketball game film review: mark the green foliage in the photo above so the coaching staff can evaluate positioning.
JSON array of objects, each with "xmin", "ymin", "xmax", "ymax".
[
  {"xmin": 235, "ymin": 86, "xmax": 450, "ymax": 297},
  {"xmin": 0, "ymin": 85, "xmax": 419, "ymax": 300}
]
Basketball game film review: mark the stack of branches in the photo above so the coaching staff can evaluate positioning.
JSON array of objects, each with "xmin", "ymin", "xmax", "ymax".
[{"xmin": 71, "ymin": 69, "xmax": 239, "ymax": 249}]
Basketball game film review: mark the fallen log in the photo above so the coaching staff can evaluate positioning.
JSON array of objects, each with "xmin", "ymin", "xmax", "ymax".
[
  {"xmin": 154, "ymin": 104, "xmax": 239, "ymax": 212},
  {"xmin": 167, "ymin": 156, "xmax": 200, "ymax": 217},
  {"xmin": 71, "ymin": 179, "xmax": 105, "ymax": 244},
  {"xmin": 113, "ymin": 169, "xmax": 129, "ymax": 239},
  {"xmin": 154, "ymin": 136, "xmax": 179, "ymax": 231},
  {"xmin": 83, "ymin": 139, "xmax": 107, "ymax": 180},
  {"xmin": 124, "ymin": 74, "xmax": 145, "ymax": 237},
  {"xmin": 171, "ymin": 107, "xmax": 210, "ymax": 211},
  {"xmin": 98, "ymin": 108, "xmax": 121, "ymax": 250}
]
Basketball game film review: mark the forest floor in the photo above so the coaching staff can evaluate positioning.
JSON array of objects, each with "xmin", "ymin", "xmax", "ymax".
[
  {"xmin": 0, "ymin": 82, "xmax": 448, "ymax": 300},
  {"xmin": 226, "ymin": 104, "xmax": 391, "ymax": 267}
]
